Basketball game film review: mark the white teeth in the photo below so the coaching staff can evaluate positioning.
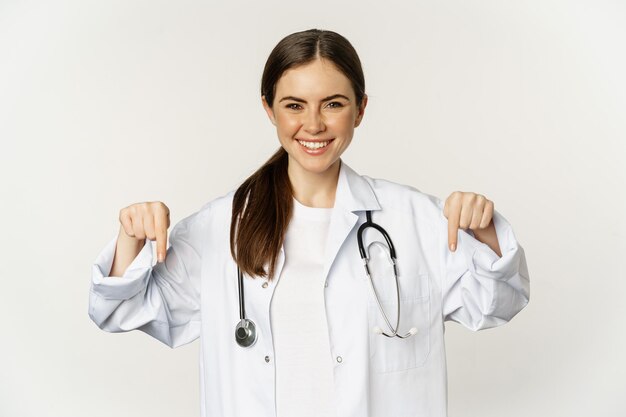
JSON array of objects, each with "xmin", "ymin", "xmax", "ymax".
[{"xmin": 297, "ymin": 140, "xmax": 331, "ymax": 149}]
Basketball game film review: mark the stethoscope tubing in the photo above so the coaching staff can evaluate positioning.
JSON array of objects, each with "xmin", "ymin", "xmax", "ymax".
[
  {"xmin": 237, "ymin": 267, "xmax": 246, "ymax": 320},
  {"xmin": 236, "ymin": 267, "xmax": 258, "ymax": 347},
  {"xmin": 235, "ymin": 210, "xmax": 417, "ymax": 348},
  {"xmin": 358, "ymin": 211, "xmax": 414, "ymax": 338}
]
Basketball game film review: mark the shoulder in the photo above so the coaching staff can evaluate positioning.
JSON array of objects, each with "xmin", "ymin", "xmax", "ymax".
[
  {"xmin": 357, "ymin": 172, "xmax": 450, "ymax": 253},
  {"xmin": 198, "ymin": 189, "xmax": 235, "ymax": 213},
  {"xmin": 171, "ymin": 189, "xmax": 235, "ymax": 232},
  {"xmin": 361, "ymin": 173, "xmax": 445, "ymax": 218},
  {"xmin": 193, "ymin": 189, "xmax": 236, "ymax": 226}
]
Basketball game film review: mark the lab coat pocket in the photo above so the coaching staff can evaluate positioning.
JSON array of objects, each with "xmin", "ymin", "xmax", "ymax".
[{"xmin": 366, "ymin": 273, "xmax": 431, "ymax": 374}]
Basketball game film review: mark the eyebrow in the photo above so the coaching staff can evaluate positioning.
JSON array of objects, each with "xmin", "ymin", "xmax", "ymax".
[{"xmin": 278, "ymin": 94, "xmax": 350, "ymax": 103}]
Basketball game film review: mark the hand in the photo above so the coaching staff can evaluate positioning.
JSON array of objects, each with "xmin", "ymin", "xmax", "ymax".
[
  {"xmin": 443, "ymin": 191, "xmax": 494, "ymax": 252},
  {"xmin": 119, "ymin": 201, "xmax": 171, "ymax": 262}
]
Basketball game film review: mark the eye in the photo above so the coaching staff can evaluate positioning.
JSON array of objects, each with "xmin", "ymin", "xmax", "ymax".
[
  {"xmin": 326, "ymin": 101, "xmax": 344, "ymax": 108},
  {"xmin": 286, "ymin": 103, "xmax": 302, "ymax": 110}
]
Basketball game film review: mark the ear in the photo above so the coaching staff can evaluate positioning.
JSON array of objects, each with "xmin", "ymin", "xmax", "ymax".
[
  {"xmin": 261, "ymin": 95, "xmax": 277, "ymax": 126},
  {"xmin": 354, "ymin": 94, "xmax": 368, "ymax": 128}
]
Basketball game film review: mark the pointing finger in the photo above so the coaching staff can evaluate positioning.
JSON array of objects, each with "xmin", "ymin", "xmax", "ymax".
[
  {"xmin": 447, "ymin": 202, "xmax": 460, "ymax": 252},
  {"xmin": 154, "ymin": 212, "xmax": 168, "ymax": 263}
]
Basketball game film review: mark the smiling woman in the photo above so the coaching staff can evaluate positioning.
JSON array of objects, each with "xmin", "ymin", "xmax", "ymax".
[
  {"xmin": 232, "ymin": 29, "xmax": 368, "ymax": 281},
  {"xmin": 89, "ymin": 27, "xmax": 530, "ymax": 417}
]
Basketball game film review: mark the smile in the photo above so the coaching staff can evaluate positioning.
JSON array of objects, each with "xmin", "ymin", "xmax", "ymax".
[{"xmin": 297, "ymin": 139, "xmax": 334, "ymax": 149}]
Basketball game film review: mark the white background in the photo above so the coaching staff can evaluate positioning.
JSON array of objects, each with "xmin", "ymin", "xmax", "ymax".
[{"xmin": 1, "ymin": 0, "xmax": 624, "ymax": 416}]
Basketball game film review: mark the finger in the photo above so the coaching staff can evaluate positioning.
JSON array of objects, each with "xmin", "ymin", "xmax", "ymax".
[
  {"xmin": 470, "ymin": 195, "xmax": 486, "ymax": 230},
  {"xmin": 119, "ymin": 209, "xmax": 135, "ymax": 238},
  {"xmin": 143, "ymin": 211, "xmax": 156, "ymax": 242},
  {"xmin": 480, "ymin": 200, "xmax": 494, "ymax": 229},
  {"xmin": 154, "ymin": 211, "xmax": 168, "ymax": 263},
  {"xmin": 443, "ymin": 191, "xmax": 461, "ymax": 219},
  {"xmin": 447, "ymin": 202, "xmax": 460, "ymax": 252},
  {"xmin": 459, "ymin": 198, "xmax": 473, "ymax": 230},
  {"xmin": 131, "ymin": 206, "xmax": 146, "ymax": 240}
]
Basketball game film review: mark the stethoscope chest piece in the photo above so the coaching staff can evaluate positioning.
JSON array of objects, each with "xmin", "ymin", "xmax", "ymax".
[{"xmin": 235, "ymin": 318, "xmax": 257, "ymax": 347}]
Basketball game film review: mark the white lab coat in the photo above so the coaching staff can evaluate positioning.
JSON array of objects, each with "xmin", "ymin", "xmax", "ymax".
[{"xmin": 89, "ymin": 159, "xmax": 530, "ymax": 417}]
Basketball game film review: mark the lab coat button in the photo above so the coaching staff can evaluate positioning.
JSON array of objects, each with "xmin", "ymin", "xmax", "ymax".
[
  {"xmin": 336, "ymin": 356, "xmax": 343, "ymax": 363},
  {"xmin": 262, "ymin": 282, "xmax": 268, "ymax": 288},
  {"xmin": 324, "ymin": 281, "xmax": 328, "ymax": 287},
  {"xmin": 265, "ymin": 355, "xmax": 271, "ymax": 363}
]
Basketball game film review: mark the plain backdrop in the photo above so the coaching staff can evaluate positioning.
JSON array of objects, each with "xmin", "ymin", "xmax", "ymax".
[{"xmin": 1, "ymin": 1, "xmax": 624, "ymax": 416}]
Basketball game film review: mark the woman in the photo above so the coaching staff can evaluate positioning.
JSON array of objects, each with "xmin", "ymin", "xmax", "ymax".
[{"xmin": 90, "ymin": 28, "xmax": 530, "ymax": 417}]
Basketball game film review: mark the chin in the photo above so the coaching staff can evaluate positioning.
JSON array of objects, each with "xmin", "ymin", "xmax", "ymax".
[{"xmin": 302, "ymin": 159, "xmax": 339, "ymax": 175}]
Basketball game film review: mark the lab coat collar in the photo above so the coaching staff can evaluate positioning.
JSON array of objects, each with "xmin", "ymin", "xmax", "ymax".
[
  {"xmin": 318, "ymin": 158, "xmax": 381, "ymax": 284},
  {"xmin": 264, "ymin": 158, "xmax": 381, "ymax": 286},
  {"xmin": 334, "ymin": 158, "xmax": 381, "ymax": 213}
]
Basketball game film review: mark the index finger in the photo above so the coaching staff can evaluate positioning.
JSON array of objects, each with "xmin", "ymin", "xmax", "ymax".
[
  {"xmin": 154, "ymin": 212, "xmax": 169, "ymax": 263},
  {"xmin": 447, "ymin": 206, "xmax": 460, "ymax": 252}
]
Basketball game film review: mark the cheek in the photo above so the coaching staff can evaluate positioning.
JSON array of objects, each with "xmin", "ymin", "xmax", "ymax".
[
  {"xmin": 276, "ymin": 115, "xmax": 300, "ymax": 134},
  {"xmin": 329, "ymin": 112, "xmax": 357, "ymax": 131}
]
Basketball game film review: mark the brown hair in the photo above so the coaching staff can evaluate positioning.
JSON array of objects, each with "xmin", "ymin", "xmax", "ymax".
[{"xmin": 230, "ymin": 28, "xmax": 366, "ymax": 280}]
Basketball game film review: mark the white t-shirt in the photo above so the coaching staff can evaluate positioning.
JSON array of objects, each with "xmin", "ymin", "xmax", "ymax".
[{"xmin": 271, "ymin": 197, "xmax": 335, "ymax": 417}]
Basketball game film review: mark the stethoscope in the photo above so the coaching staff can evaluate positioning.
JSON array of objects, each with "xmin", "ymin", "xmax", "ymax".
[{"xmin": 235, "ymin": 210, "xmax": 418, "ymax": 348}]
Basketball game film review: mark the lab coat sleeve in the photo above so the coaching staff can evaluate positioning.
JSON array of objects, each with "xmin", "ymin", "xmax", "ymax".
[
  {"xmin": 437, "ymin": 199, "xmax": 530, "ymax": 331},
  {"xmin": 88, "ymin": 209, "xmax": 204, "ymax": 348}
]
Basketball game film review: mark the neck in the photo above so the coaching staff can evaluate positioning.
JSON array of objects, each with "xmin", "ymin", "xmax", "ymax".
[{"xmin": 288, "ymin": 158, "xmax": 341, "ymax": 208}]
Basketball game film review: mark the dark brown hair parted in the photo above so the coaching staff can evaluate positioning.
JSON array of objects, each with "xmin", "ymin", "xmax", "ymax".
[{"xmin": 229, "ymin": 28, "xmax": 366, "ymax": 280}]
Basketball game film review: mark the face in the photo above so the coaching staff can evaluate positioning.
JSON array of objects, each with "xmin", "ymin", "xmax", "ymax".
[{"xmin": 262, "ymin": 58, "xmax": 367, "ymax": 177}]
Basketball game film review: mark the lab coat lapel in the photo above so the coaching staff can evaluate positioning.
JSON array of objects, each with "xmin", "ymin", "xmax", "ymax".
[{"xmin": 321, "ymin": 159, "xmax": 381, "ymax": 284}]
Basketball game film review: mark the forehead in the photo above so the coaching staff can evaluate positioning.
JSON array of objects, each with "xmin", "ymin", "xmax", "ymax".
[{"xmin": 275, "ymin": 58, "xmax": 354, "ymax": 98}]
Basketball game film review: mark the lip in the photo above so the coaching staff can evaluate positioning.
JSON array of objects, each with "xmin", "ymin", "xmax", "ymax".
[
  {"xmin": 296, "ymin": 138, "xmax": 335, "ymax": 142},
  {"xmin": 296, "ymin": 138, "xmax": 334, "ymax": 155}
]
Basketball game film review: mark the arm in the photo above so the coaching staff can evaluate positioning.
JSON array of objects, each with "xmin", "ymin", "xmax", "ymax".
[
  {"xmin": 472, "ymin": 220, "xmax": 502, "ymax": 257},
  {"xmin": 88, "ymin": 208, "xmax": 206, "ymax": 348},
  {"xmin": 438, "ymin": 199, "xmax": 530, "ymax": 331},
  {"xmin": 109, "ymin": 224, "xmax": 147, "ymax": 278}
]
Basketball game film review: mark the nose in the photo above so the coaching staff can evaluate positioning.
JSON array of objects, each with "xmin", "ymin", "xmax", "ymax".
[{"xmin": 303, "ymin": 107, "xmax": 326, "ymax": 135}]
